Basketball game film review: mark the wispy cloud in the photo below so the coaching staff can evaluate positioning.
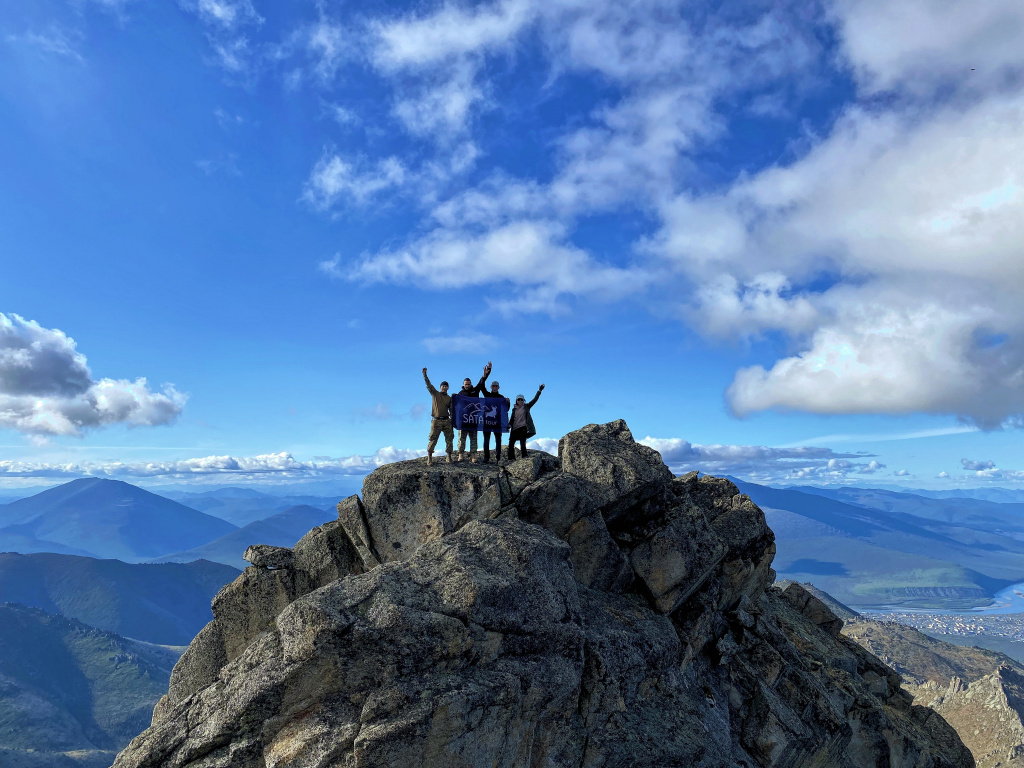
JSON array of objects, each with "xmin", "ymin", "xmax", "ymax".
[
  {"xmin": 303, "ymin": 152, "xmax": 406, "ymax": 210},
  {"xmin": 7, "ymin": 29, "xmax": 84, "ymax": 61},
  {"xmin": 423, "ymin": 333, "xmax": 497, "ymax": 354},
  {"xmin": 778, "ymin": 425, "xmax": 980, "ymax": 447}
]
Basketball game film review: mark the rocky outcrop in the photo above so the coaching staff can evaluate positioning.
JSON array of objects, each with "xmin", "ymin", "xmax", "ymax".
[
  {"xmin": 843, "ymin": 615, "xmax": 1024, "ymax": 768},
  {"xmin": 921, "ymin": 668, "xmax": 1024, "ymax": 768},
  {"xmin": 116, "ymin": 420, "xmax": 974, "ymax": 768}
]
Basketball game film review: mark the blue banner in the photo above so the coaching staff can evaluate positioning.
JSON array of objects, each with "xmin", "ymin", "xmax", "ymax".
[{"xmin": 452, "ymin": 395, "xmax": 509, "ymax": 432}]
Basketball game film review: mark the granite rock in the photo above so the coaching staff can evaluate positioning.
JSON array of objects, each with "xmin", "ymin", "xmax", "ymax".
[
  {"xmin": 242, "ymin": 544, "xmax": 294, "ymax": 570},
  {"xmin": 118, "ymin": 420, "xmax": 974, "ymax": 768}
]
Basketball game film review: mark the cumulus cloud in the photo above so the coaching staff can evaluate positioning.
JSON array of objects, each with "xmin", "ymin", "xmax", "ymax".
[
  {"xmin": 0, "ymin": 447, "xmax": 424, "ymax": 480},
  {"xmin": 639, "ymin": 436, "xmax": 881, "ymax": 483},
  {"xmin": 0, "ymin": 313, "xmax": 186, "ymax": 437},
  {"xmin": 527, "ymin": 437, "xmax": 559, "ymax": 454},
  {"xmin": 956, "ymin": 458, "xmax": 1024, "ymax": 482},
  {"xmin": 834, "ymin": 0, "xmax": 1024, "ymax": 94},
  {"xmin": 726, "ymin": 299, "xmax": 1024, "ymax": 428},
  {"xmin": 961, "ymin": 458, "xmax": 996, "ymax": 471},
  {"xmin": 288, "ymin": 0, "xmax": 1024, "ymax": 425}
]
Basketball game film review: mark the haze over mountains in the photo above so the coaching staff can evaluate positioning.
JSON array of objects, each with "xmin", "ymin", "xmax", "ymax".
[
  {"xmin": 155, "ymin": 505, "xmax": 337, "ymax": 569},
  {"xmin": 735, "ymin": 479, "xmax": 1024, "ymax": 609},
  {"xmin": 161, "ymin": 486, "xmax": 338, "ymax": 527},
  {"xmin": 0, "ymin": 553, "xmax": 239, "ymax": 644},
  {"xmin": 3, "ymin": 475, "xmax": 1024, "ymax": 615},
  {"xmin": 0, "ymin": 479, "xmax": 236, "ymax": 562}
]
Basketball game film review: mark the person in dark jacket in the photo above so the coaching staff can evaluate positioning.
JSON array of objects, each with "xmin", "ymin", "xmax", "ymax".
[
  {"xmin": 456, "ymin": 361, "xmax": 491, "ymax": 462},
  {"xmin": 482, "ymin": 380, "xmax": 510, "ymax": 464},
  {"xmin": 507, "ymin": 384, "xmax": 544, "ymax": 461}
]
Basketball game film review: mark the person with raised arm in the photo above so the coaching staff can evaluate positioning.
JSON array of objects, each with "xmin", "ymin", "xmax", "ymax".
[
  {"xmin": 455, "ymin": 361, "xmax": 491, "ymax": 463},
  {"xmin": 422, "ymin": 367, "xmax": 454, "ymax": 465},
  {"xmin": 506, "ymin": 384, "xmax": 544, "ymax": 461}
]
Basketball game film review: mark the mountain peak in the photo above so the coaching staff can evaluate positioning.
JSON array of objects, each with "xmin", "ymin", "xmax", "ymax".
[{"xmin": 116, "ymin": 421, "xmax": 973, "ymax": 768}]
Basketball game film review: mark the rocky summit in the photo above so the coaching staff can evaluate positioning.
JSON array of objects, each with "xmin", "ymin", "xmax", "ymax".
[{"xmin": 115, "ymin": 420, "xmax": 974, "ymax": 768}]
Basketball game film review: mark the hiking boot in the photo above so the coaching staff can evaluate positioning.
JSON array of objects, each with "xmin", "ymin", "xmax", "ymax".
[
  {"xmin": 457, "ymin": 452, "xmax": 464, "ymax": 462},
  {"xmin": 426, "ymin": 454, "xmax": 433, "ymax": 466},
  {"xmin": 470, "ymin": 452, "xmax": 477, "ymax": 463},
  {"xmin": 446, "ymin": 453, "xmax": 453, "ymax": 463}
]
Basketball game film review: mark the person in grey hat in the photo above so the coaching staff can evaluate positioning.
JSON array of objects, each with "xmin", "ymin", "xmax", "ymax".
[
  {"xmin": 482, "ymin": 379, "xmax": 510, "ymax": 463},
  {"xmin": 506, "ymin": 384, "xmax": 544, "ymax": 461}
]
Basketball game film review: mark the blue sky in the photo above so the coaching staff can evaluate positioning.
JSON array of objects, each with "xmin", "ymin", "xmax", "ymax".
[{"xmin": 1, "ymin": 0, "xmax": 1023, "ymax": 489}]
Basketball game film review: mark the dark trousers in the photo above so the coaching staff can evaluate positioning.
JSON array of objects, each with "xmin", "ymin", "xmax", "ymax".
[
  {"xmin": 483, "ymin": 430, "xmax": 502, "ymax": 461},
  {"xmin": 507, "ymin": 427, "xmax": 528, "ymax": 460}
]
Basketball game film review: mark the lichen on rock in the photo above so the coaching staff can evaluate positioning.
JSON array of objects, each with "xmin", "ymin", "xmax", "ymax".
[{"xmin": 116, "ymin": 420, "xmax": 975, "ymax": 768}]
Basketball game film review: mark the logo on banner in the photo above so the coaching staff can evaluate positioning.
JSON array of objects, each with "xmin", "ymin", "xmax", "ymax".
[{"xmin": 452, "ymin": 395, "xmax": 508, "ymax": 431}]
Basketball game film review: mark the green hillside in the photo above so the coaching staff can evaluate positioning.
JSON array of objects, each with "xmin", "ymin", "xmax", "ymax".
[
  {"xmin": 0, "ymin": 603, "xmax": 182, "ymax": 766},
  {"xmin": 735, "ymin": 479, "xmax": 1024, "ymax": 610},
  {"xmin": 0, "ymin": 553, "xmax": 239, "ymax": 645}
]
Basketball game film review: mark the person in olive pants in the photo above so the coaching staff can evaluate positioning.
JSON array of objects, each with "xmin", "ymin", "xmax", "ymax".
[
  {"xmin": 422, "ymin": 368, "xmax": 453, "ymax": 465},
  {"xmin": 507, "ymin": 384, "xmax": 544, "ymax": 461}
]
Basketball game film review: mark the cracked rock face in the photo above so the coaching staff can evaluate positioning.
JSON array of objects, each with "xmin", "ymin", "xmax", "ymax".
[{"xmin": 115, "ymin": 420, "xmax": 975, "ymax": 768}]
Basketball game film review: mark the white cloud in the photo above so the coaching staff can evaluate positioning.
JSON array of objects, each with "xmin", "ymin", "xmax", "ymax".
[
  {"xmin": 307, "ymin": 18, "xmax": 350, "ymax": 82},
  {"xmin": 833, "ymin": 0, "xmax": 1024, "ymax": 94},
  {"xmin": 372, "ymin": 0, "xmax": 532, "ymax": 69},
  {"xmin": 692, "ymin": 273, "xmax": 820, "ymax": 339},
  {"xmin": 293, "ymin": 0, "xmax": 1024, "ymax": 426},
  {"xmin": 0, "ymin": 313, "xmax": 186, "ymax": 437},
  {"xmin": 7, "ymin": 29, "xmax": 83, "ymax": 61},
  {"xmin": 726, "ymin": 299, "xmax": 1024, "ymax": 429},
  {"xmin": 640, "ymin": 436, "xmax": 882, "ymax": 483},
  {"xmin": 324, "ymin": 102, "xmax": 358, "ymax": 127},
  {"xmin": 0, "ymin": 447, "xmax": 424, "ymax": 480},
  {"xmin": 651, "ymin": 87, "xmax": 1024, "ymax": 427},
  {"xmin": 937, "ymin": 471, "xmax": 950, "ymax": 478},
  {"xmin": 351, "ymin": 220, "xmax": 650, "ymax": 315},
  {"xmin": 893, "ymin": 469, "xmax": 911, "ymax": 477},
  {"xmin": 423, "ymin": 333, "xmax": 497, "ymax": 355},
  {"xmin": 392, "ymin": 59, "xmax": 484, "ymax": 140},
  {"xmin": 956, "ymin": 458, "xmax": 1024, "ymax": 483},
  {"xmin": 188, "ymin": 0, "xmax": 261, "ymax": 30},
  {"xmin": 303, "ymin": 153, "xmax": 406, "ymax": 209},
  {"xmin": 962, "ymin": 459, "xmax": 996, "ymax": 471},
  {"xmin": 527, "ymin": 437, "xmax": 558, "ymax": 454}
]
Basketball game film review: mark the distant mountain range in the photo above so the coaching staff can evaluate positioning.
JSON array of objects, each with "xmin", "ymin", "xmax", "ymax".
[
  {"xmin": 154, "ymin": 504, "xmax": 337, "ymax": 568},
  {"xmin": 161, "ymin": 486, "xmax": 338, "ymax": 527},
  {"xmin": 0, "ymin": 553, "xmax": 239, "ymax": 644},
  {"xmin": 736, "ymin": 479, "xmax": 1024, "ymax": 610},
  {"xmin": 0, "ymin": 478, "xmax": 236, "ymax": 562},
  {"xmin": 0, "ymin": 602, "xmax": 182, "ymax": 768}
]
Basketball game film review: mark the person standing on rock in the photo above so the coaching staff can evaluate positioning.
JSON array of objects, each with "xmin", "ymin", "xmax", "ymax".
[
  {"xmin": 507, "ymin": 384, "xmax": 544, "ymax": 461},
  {"xmin": 456, "ymin": 361, "xmax": 491, "ymax": 463},
  {"xmin": 423, "ymin": 368, "xmax": 454, "ymax": 465},
  {"xmin": 482, "ymin": 379, "xmax": 510, "ymax": 464}
]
